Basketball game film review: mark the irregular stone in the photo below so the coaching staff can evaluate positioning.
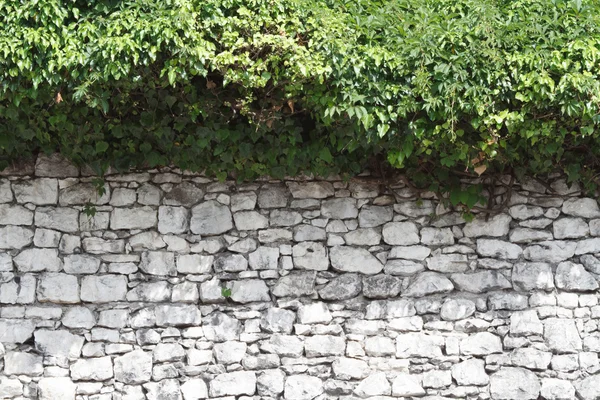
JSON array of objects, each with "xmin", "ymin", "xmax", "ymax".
[
  {"xmin": 4, "ymin": 351, "xmax": 43, "ymax": 376},
  {"xmin": 332, "ymin": 357, "xmax": 370, "ymax": 380},
  {"xmin": 391, "ymin": 373, "xmax": 425, "ymax": 397},
  {"xmin": 228, "ymin": 237, "xmax": 258, "ymax": 253},
  {"xmin": 261, "ymin": 308, "xmax": 296, "ymax": 334},
  {"xmin": 509, "ymin": 227, "xmax": 554, "ymax": 243},
  {"xmin": 524, "ymin": 240, "xmax": 577, "ymax": 262},
  {"xmin": 14, "ymin": 248, "xmax": 61, "ymax": 272},
  {"xmin": 258, "ymin": 184, "xmax": 289, "ymax": 208},
  {"xmin": 258, "ymin": 228, "xmax": 293, "ymax": 243},
  {"xmin": 230, "ymin": 192, "xmax": 257, "ymax": 212},
  {"xmin": 230, "ymin": 279, "xmax": 270, "ymax": 303},
  {"xmin": 287, "ymin": 181, "xmax": 334, "ymax": 198},
  {"xmin": 490, "ymin": 367, "xmax": 540, "ymax": 400},
  {"xmin": 234, "ymin": 211, "xmax": 269, "ymax": 230},
  {"xmin": 297, "ymin": 302, "xmax": 331, "ymax": 325},
  {"xmin": 172, "ymin": 281, "xmax": 199, "ymax": 302},
  {"xmin": 576, "ymin": 375, "xmax": 600, "ymax": 400},
  {"xmin": 488, "ymin": 292, "xmax": 528, "ymax": 310},
  {"xmin": 0, "ymin": 226, "xmax": 33, "ymax": 249},
  {"xmin": 176, "ymin": 254, "xmax": 213, "ymax": 274},
  {"xmin": 70, "ymin": 356, "xmax": 113, "ymax": 381},
  {"xmin": 209, "ymin": 371, "xmax": 256, "ymax": 397},
  {"xmin": 0, "ymin": 319, "xmax": 35, "ymax": 343},
  {"xmin": 110, "ymin": 187, "xmax": 136, "ymax": 206},
  {"xmin": 62, "ymin": 307, "xmax": 96, "ymax": 329},
  {"xmin": 509, "ymin": 204, "xmax": 544, "ymax": 220},
  {"xmin": 256, "ymin": 369, "xmax": 285, "ymax": 396},
  {"xmin": 562, "ymin": 197, "xmax": 600, "ymax": 218},
  {"xmin": 181, "ymin": 379, "xmax": 208, "ymax": 400},
  {"xmin": 190, "ymin": 200, "xmax": 233, "ymax": 235},
  {"xmin": 511, "ymin": 347, "xmax": 552, "ymax": 370},
  {"xmin": 59, "ymin": 182, "xmax": 110, "ymax": 206},
  {"xmin": 426, "ymin": 253, "xmax": 469, "ymax": 273},
  {"xmin": 420, "ymin": 227, "xmax": 454, "ymax": 245},
  {"xmin": 35, "ymin": 329, "xmax": 84, "ymax": 359},
  {"xmin": 261, "ymin": 334, "xmax": 304, "ymax": 357},
  {"xmin": 382, "ymin": 222, "xmax": 419, "ymax": 245},
  {"xmin": 0, "ymin": 204, "xmax": 33, "ymax": 225},
  {"xmin": 80, "ymin": 275, "xmax": 127, "ymax": 303},
  {"xmin": 126, "ymin": 281, "xmax": 171, "ymax": 302},
  {"xmin": 155, "ymin": 304, "xmax": 201, "ymax": 326},
  {"xmin": 272, "ymin": 271, "xmax": 315, "ymax": 297},
  {"xmin": 541, "ymin": 378, "xmax": 575, "ymax": 400},
  {"xmin": 555, "ymin": 261, "xmax": 599, "ymax": 291},
  {"xmin": 203, "ymin": 312, "xmax": 241, "ymax": 342},
  {"xmin": 37, "ymin": 273, "xmax": 80, "ymax": 303},
  {"xmin": 249, "ymin": 246, "xmax": 280, "ymax": 270},
  {"xmin": 512, "ymin": 262, "xmax": 554, "ymax": 291},
  {"xmin": 110, "ymin": 206, "xmax": 157, "ymax": 230},
  {"xmin": 463, "ymin": 214, "xmax": 511, "ymax": 237},
  {"xmin": 395, "ymin": 200, "xmax": 436, "ymax": 217},
  {"xmin": 581, "ymin": 254, "xmax": 600, "ymax": 274},
  {"xmin": 476, "ymin": 239, "xmax": 522, "ymax": 259},
  {"xmin": 510, "ymin": 310, "xmax": 543, "ymax": 336},
  {"xmin": 293, "ymin": 224, "xmax": 326, "ymax": 241},
  {"xmin": 422, "ymin": 370, "xmax": 452, "ymax": 389},
  {"xmin": 440, "ymin": 298, "xmax": 475, "ymax": 321},
  {"xmin": 0, "ymin": 179, "xmax": 11, "ymax": 203},
  {"xmin": 344, "ymin": 228, "xmax": 381, "ymax": 246},
  {"xmin": 450, "ymin": 271, "xmax": 512, "ymax": 293},
  {"xmin": 544, "ymin": 318, "xmax": 582, "ymax": 353},
  {"xmin": 354, "ymin": 372, "xmax": 391, "ymax": 398},
  {"xmin": 389, "ymin": 245, "xmax": 431, "ymax": 260},
  {"xmin": 305, "ymin": 335, "xmax": 346, "ymax": 357},
  {"xmin": 460, "ymin": 332, "xmax": 502, "ymax": 355},
  {"xmin": 384, "ymin": 259, "xmax": 425, "ymax": 276},
  {"xmin": 13, "ymin": 178, "xmax": 58, "ymax": 205},
  {"xmin": 321, "ymin": 198, "xmax": 358, "ymax": 219},
  {"xmin": 270, "ymin": 209, "xmax": 302, "ymax": 226},
  {"xmin": 396, "ymin": 333, "xmax": 444, "ymax": 358},
  {"xmin": 358, "ymin": 205, "xmax": 393, "ymax": 228},
  {"xmin": 362, "ymin": 275, "xmax": 402, "ymax": 299},
  {"xmin": 63, "ymin": 254, "xmax": 101, "ymax": 274},
  {"xmin": 158, "ymin": 206, "xmax": 189, "ymax": 234},
  {"xmin": 214, "ymin": 253, "xmax": 248, "ymax": 272},
  {"xmin": 575, "ymin": 237, "xmax": 600, "ymax": 254},
  {"xmin": 0, "ymin": 274, "xmax": 36, "ymax": 304},
  {"xmin": 285, "ymin": 375, "xmax": 323, "ymax": 400},
  {"xmin": 330, "ymin": 246, "xmax": 383, "ymax": 274},
  {"xmin": 38, "ymin": 377, "xmax": 77, "ymax": 400},
  {"xmin": 364, "ymin": 336, "xmax": 395, "ymax": 356},
  {"xmin": 0, "ymin": 377, "xmax": 22, "ymax": 398},
  {"xmin": 451, "ymin": 358, "xmax": 488, "ymax": 386},
  {"xmin": 318, "ymin": 273, "xmax": 362, "ymax": 300},
  {"xmin": 114, "ymin": 350, "xmax": 153, "ymax": 384},
  {"xmin": 82, "ymin": 237, "xmax": 125, "ymax": 254},
  {"xmin": 554, "ymin": 217, "xmax": 589, "ymax": 239},
  {"xmin": 140, "ymin": 251, "xmax": 176, "ymax": 276},
  {"xmin": 144, "ymin": 379, "xmax": 182, "ymax": 400},
  {"xmin": 403, "ymin": 272, "xmax": 454, "ymax": 297}
]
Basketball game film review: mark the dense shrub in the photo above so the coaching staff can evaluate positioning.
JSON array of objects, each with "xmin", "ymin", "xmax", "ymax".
[{"xmin": 2, "ymin": 0, "xmax": 600, "ymax": 205}]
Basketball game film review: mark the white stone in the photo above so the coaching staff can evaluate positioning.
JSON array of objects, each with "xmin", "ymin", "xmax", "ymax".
[
  {"xmin": 33, "ymin": 228, "xmax": 61, "ymax": 247},
  {"xmin": 155, "ymin": 304, "xmax": 201, "ymax": 326},
  {"xmin": 382, "ymin": 222, "xmax": 419, "ymax": 245},
  {"xmin": 562, "ymin": 197, "xmax": 600, "ymax": 218},
  {"xmin": 476, "ymin": 239, "xmax": 522, "ymax": 259},
  {"xmin": 63, "ymin": 254, "xmax": 100, "ymax": 274},
  {"xmin": 422, "ymin": 370, "xmax": 451, "ymax": 388},
  {"xmin": 37, "ymin": 273, "xmax": 80, "ymax": 303},
  {"xmin": 510, "ymin": 310, "xmax": 543, "ymax": 336},
  {"xmin": 460, "ymin": 332, "xmax": 502, "ymax": 355},
  {"xmin": 287, "ymin": 181, "xmax": 334, "ymax": 198},
  {"xmin": 318, "ymin": 273, "xmax": 362, "ymax": 300},
  {"xmin": 144, "ymin": 380, "xmax": 182, "ymax": 400},
  {"xmin": 140, "ymin": 251, "xmax": 176, "ymax": 276},
  {"xmin": 354, "ymin": 372, "xmax": 391, "ymax": 397},
  {"xmin": 199, "ymin": 278, "xmax": 226, "ymax": 303},
  {"xmin": 463, "ymin": 214, "xmax": 511, "ymax": 237},
  {"xmin": 213, "ymin": 341, "xmax": 247, "ymax": 364},
  {"xmin": 0, "ymin": 319, "xmax": 35, "ymax": 343},
  {"xmin": 384, "ymin": 259, "xmax": 425, "ymax": 276},
  {"xmin": 285, "ymin": 375, "xmax": 323, "ymax": 400},
  {"xmin": 332, "ymin": 357, "xmax": 369, "ymax": 380},
  {"xmin": 293, "ymin": 224, "xmax": 326, "ymax": 241},
  {"xmin": 70, "ymin": 356, "xmax": 113, "ymax": 381},
  {"xmin": 181, "ymin": 379, "xmax": 208, "ymax": 400},
  {"xmin": 14, "ymin": 248, "xmax": 61, "ymax": 272},
  {"xmin": 249, "ymin": 246, "xmax": 280, "ymax": 270},
  {"xmin": 511, "ymin": 347, "xmax": 552, "ymax": 370},
  {"xmin": 257, "ymin": 369, "xmax": 285, "ymax": 397},
  {"xmin": 344, "ymin": 228, "xmax": 381, "ymax": 245},
  {"xmin": 555, "ymin": 261, "xmax": 599, "ymax": 291},
  {"xmin": 230, "ymin": 280, "xmax": 270, "ymax": 303},
  {"xmin": 440, "ymin": 298, "xmax": 475, "ymax": 321},
  {"xmin": 62, "ymin": 307, "xmax": 95, "ymax": 329},
  {"xmin": 80, "ymin": 275, "xmax": 127, "ymax": 302},
  {"xmin": 172, "ymin": 281, "xmax": 199, "ymax": 303},
  {"xmin": 234, "ymin": 211, "xmax": 269, "ymax": 230},
  {"xmin": 544, "ymin": 318, "xmax": 582, "ymax": 353},
  {"xmin": 0, "ymin": 377, "xmax": 22, "ymax": 398},
  {"xmin": 158, "ymin": 206, "xmax": 189, "ymax": 234},
  {"xmin": 13, "ymin": 178, "xmax": 58, "ymax": 205},
  {"xmin": 4, "ymin": 351, "xmax": 43, "ymax": 376},
  {"xmin": 512, "ymin": 262, "xmax": 554, "ymax": 291},
  {"xmin": 509, "ymin": 227, "xmax": 553, "ymax": 242},
  {"xmin": 575, "ymin": 237, "xmax": 600, "ymax": 254},
  {"xmin": 176, "ymin": 254, "xmax": 213, "ymax": 274},
  {"xmin": 126, "ymin": 281, "xmax": 171, "ymax": 302},
  {"xmin": 389, "ymin": 245, "xmax": 431, "ymax": 260},
  {"xmin": 359, "ymin": 205, "xmax": 393, "ymax": 227},
  {"xmin": 404, "ymin": 272, "xmax": 454, "ymax": 297},
  {"xmin": 0, "ymin": 204, "xmax": 33, "ymax": 225},
  {"xmin": 490, "ymin": 367, "xmax": 540, "ymax": 400},
  {"xmin": 293, "ymin": 242, "xmax": 328, "ymax": 271},
  {"xmin": 260, "ymin": 308, "xmax": 295, "ymax": 334},
  {"xmin": 541, "ymin": 378, "xmax": 575, "ymax": 400},
  {"xmin": 396, "ymin": 333, "xmax": 444, "ymax": 358},
  {"xmin": 38, "ymin": 377, "xmax": 76, "ymax": 400},
  {"xmin": 0, "ymin": 179, "xmax": 13, "ymax": 203},
  {"xmin": 554, "ymin": 217, "xmax": 589, "ymax": 239},
  {"xmin": 451, "ymin": 271, "xmax": 512, "ymax": 293},
  {"xmin": 35, "ymin": 329, "xmax": 84, "ymax": 359},
  {"xmin": 191, "ymin": 200, "xmax": 233, "ymax": 235},
  {"xmin": 420, "ymin": 227, "xmax": 454, "ymax": 245},
  {"xmin": 0, "ymin": 274, "xmax": 36, "ymax": 304},
  {"xmin": 426, "ymin": 253, "xmax": 469, "ymax": 273},
  {"xmin": 202, "ymin": 312, "xmax": 241, "ymax": 342},
  {"xmin": 509, "ymin": 204, "xmax": 544, "ymax": 220},
  {"xmin": 391, "ymin": 373, "xmax": 425, "ymax": 397},
  {"xmin": 209, "ymin": 371, "xmax": 256, "ymax": 397},
  {"xmin": 365, "ymin": 336, "xmax": 395, "ymax": 356},
  {"xmin": 114, "ymin": 350, "xmax": 153, "ymax": 384},
  {"xmin": 329, "ymin": 246, "xmax": 383, "ymax": 274},
  {"xmin": 452, "ymin": 358, "xmax": 488, "ymax": 386},
  {"xmin": 576, "ymin": 375, "xmax": 600, "ymax": 400},
  {"xmin": 524, "ymin": 241, "xmax": 577, "ymax": 262},
  {"xmin": 231, "ymin": 192, "xmax": 257, "ymax": 212},
  {"xmin": 60, "ymin": 182, "xmax": 110, "ymax": 206},
  {"xmin": 0, "ymin": 226, "xmax": 33, "ymax": 249}
]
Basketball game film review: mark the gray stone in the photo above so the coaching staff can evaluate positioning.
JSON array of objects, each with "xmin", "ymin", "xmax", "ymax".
[
  {"xmin": 440, "ymin": 298, "xmax": 475, "ymax": 321},
  {"xmin": 460, "ymin": 332, "xmax": 502, "ymax": 355},
  {"xmin": 0, "ymin": 274, "xmax": 36, "ymax": 304},
  {"xmin": 463, "ymin": 213, "xmax": 511, "ymax": 237},
  {"xmin": 63, "ymin": 254, "xmax": 101, "ymax": 274},
  {"xmin": 158, "ymin": 206, "xmax": 189, "ymax": 234},
  {"xmin": 228, "ymin": 237, "xmax": 258, "ymax": 253},
  {"xmin": 476, "ymin": 239, "xmax": 522, "ymax": 259},
  {"xmin": 110, "ymin": 187, "xmax": 136, "ymax": 206},
  {"xmin": 110, "ymin": 206, "xmax": 157, "ymax": 230},
  {"xmin": 544, "ymin": 318, "xmax": 582, "ymax": 353},
  {"xmin": 362, "ymin": 274, "xmax": 402, "ymax": 299},
  {"xmin": 210, "ymin": 371, "xmax": 256, "ymax": 397},
  {"xmin": 13, "ymin": 178, "xmax": 58, "ymax": 205},
  {"xmin": 153, "ymin": 343, "xmax": 185, "ymax": 363},
  {"xmin": 37, "ymin": 273, "xmax": 80, "ymax": 303},
  {"xmin": 293, "ymin": 242, "xmax": 328, "ymax": 271},
  {"xmin": 140, "ymin": 251, "xmax": 176, "ymax": 276},
  {"xmin": 305, "ymin": 335, "xmax": 346, "ymax": 357},
  {"xmin": 261, "ymin": 334, "xmax": 304, "ymax": 357},
  {"xmin": 330, "ymin": 246, "xmax": 383, "ymax": 274},
  {"xmin": 234, "ymin": 211, "xmax": 269, "ymax": 230},
  {"xmin": 293, "ymin": 224, "xmax": 326, "ymax": 241},
  {"xmin": 524, "ymin": 240, "xmax": 577, "ymax": 262},
  {"xmin": 0, "ymin": 179, "xmax": 12, "ymax": 203},
  {"xmin": 490, "ymin": 367, "xmax": 540, "ymax": 400},
  {"xmin": 321, "ymin": 198, "xmax": 358, "ymax": 219},
  {"xmin": 285, "ymin": 375, "xmax": 323, "ymax": 400},
  {"xmin": 451, "ymin": 271, "xmax": 512, "ymax": 293},
  {"xmin": 488, "ymin": 292, "xmax": 528, "ymax": 310},
  {"xmin": 114, "ymin": 350, "xmax": 153, "ymax": 384},
  {"xmin": 172, "ymin": 281, "xmax": 199, "ymax": 303},
  {"xmin": 80, "ymin": 275, "xmax": 127, "ymax": 302},
  {"xmin": 509, "ymin": 204, "xmax": 544, "ymax": 220},
  {"xmin": 231, "ymin": 192, "xmax": 257, "ymax": 212},
  {"xmin": 510, "ymin": 310, "xmax": 543, "ymax": 336},
  {"xmin": 344, "ymin": 228, "xmax": 381, "ymax": 245},
  {"xmin": 452, "ymin": 358, "xmax": 488, "ymax": 386},
  {"xmin": 0, "ymin": 204, "xmax": 33, "ymax": 225},
  {"xmin": 575, "ymin": 237, "xmax": 600, "ymax": 254},
  {"xmin": 389, "ymin": 245, "xmax": 431, "ymax": 260},
  {"xmin": 190, "ymin": 200, "xmax": 233, "ymax": 235},
  {"xmin": 83, "ymin": 237, "xmax": 125, "ymax": 254},
  {"xmin": 14, "ymin": 248, "xmax": 61, "ymax": 272},
  {"xmin": 562, "ymin": 197, "xmax": 600, "ymax": 218},
  {"xmin": 35, "ymin": 153, "xmax": 78, "ymax": 176},
  {"xmin": 203, "ymin": 312, "xmax": 241, "ymax": 342},
  {"xmin": 38, "ymin": 377, "xmax": 77, "ymax": 400},
  {"xmin": 287, "ymin": 181, "xmax": 334, "ymax": 198},
  {"xmin": 382, "ymin": 222, "xmax": 420, "ymax": 245},
  {"xmin": 60, "ymin": 182, "xmax": 110, "ymax": 205},
  {"xmin": 358, "ymin": 205, "xmax": 393, "ymax": 227},
  {"xmin": 261, "ymin": 308, "xmax": 296, "ymax": 334},
  {"xmin": 62, "ymin": 306, "xmax": 96, "ymax": 329},
  {"xmin": 0, "ymin": 226, "xmax": 34, "ymax": 249},
  {"xmin": 272, "ymin": 271, "xmax": 315, "ymax": 297},
  {"xmin": 270, "ymin": 209, "xmax": 302, "ymax": 226},
  {"xmin": 70, "ymin": 356, "xmax": 113, "ymax": 381},
  {"xmin": 554, "ymin": 217, "xmax": 589, "ymax": 239},
  {"xmin": 512, "ymin": 262, "xmax": 555, "ymax": 291},
  {"xmin": 426, "ymin": 253, "xmax": 469, "ymax": 273},
  {"xmin": 214, "ymin": 341, "xmax": 247, "ymax": 364},
  {"xmin": 35, "ymin": 329, "xmax": 84, "ymax": 359},
  {"xmin": 318, "ymin": 273, "xmax": 362, "ymax": 300},
  {"xmin": 395, "ymin": 200, "xmax": 436, "ymax": 217},
  {"xmin": 555, "ymin": 261, "xmax": 599, "ymax": 291},
  {"xmin": 581, "ymin": 254, "xmax": 600, "ymax": 274},
  {"xmin": 249, "ymin": 246, "xmax": 280, "ymax": 270},
  {"xmin": 258, "ymin": 184, "xmax": 288, "ymax": 208},
  {"xmin": 420, "ymin": 227, "xmax": 454, "ymax": 245},
  {"xmin": 230, "ymin": 279, "xmax": 270, "ymax": 303},
  {"xmin": 404, "ymin": 272, "xmax": 454, "ymax": 297},
  {"xmin": 509, "ymin": 227, "xmax": 554, "ymax": 242},
  {"xmin": 215, "ymin": 253, "xmax": 248, "ymax": 272},
  {"xmin": 384, "ymin": 259, "xmax": 425, "ymax": 276},
  {"xmin": 163, "ymin": 182, "xmax": 203, "ymax": 206},
  {"xmin": 155, "ymin": 304, "xmax": 201, "ymax": 326},
  {"xmin": 541, "ymin": 378, "xmax": 575, "ymax": 400},
  {"xmin": 4, "ymin": 351, "xmax": 43, "ymax": 376}
]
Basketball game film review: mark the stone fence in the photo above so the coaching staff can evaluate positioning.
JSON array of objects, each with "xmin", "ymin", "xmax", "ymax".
[{"xmin": 1, "ymin": 154, "xmax": 600, "ymax": 399}]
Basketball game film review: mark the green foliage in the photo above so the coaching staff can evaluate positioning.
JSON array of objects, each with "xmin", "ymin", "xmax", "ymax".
[
  {"xmin": 221, "ymin": 287, "xmax": 232, "ymax": 298},
  {"xmin": 2, "ymin": 0, "xmax": 600, "ymax": 206}
]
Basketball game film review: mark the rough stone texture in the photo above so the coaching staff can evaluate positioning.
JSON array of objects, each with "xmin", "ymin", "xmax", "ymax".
[{"xmin": 1, "ymin": 156, "xmax": 600, "ymax": 399}]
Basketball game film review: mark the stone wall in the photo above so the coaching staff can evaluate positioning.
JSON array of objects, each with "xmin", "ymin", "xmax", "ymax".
[{"xmin": 1, "ymin": 154, "xmax": 600, "ymax": 400}]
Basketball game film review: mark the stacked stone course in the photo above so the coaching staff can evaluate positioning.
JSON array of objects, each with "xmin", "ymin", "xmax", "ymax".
[{"xmin": 0, "ymin": 154, "xmax": 600, "ymax": 399}]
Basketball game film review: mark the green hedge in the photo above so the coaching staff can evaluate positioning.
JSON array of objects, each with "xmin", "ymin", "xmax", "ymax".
[{"xmin": 2, "ymin": 0, "xmax": 600, "ymax": 204}]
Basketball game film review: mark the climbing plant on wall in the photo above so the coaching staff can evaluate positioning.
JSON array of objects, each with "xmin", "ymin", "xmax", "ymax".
[{"xmin": 1, "ymin": 0, "xmax": 600, "ymax": 208}]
